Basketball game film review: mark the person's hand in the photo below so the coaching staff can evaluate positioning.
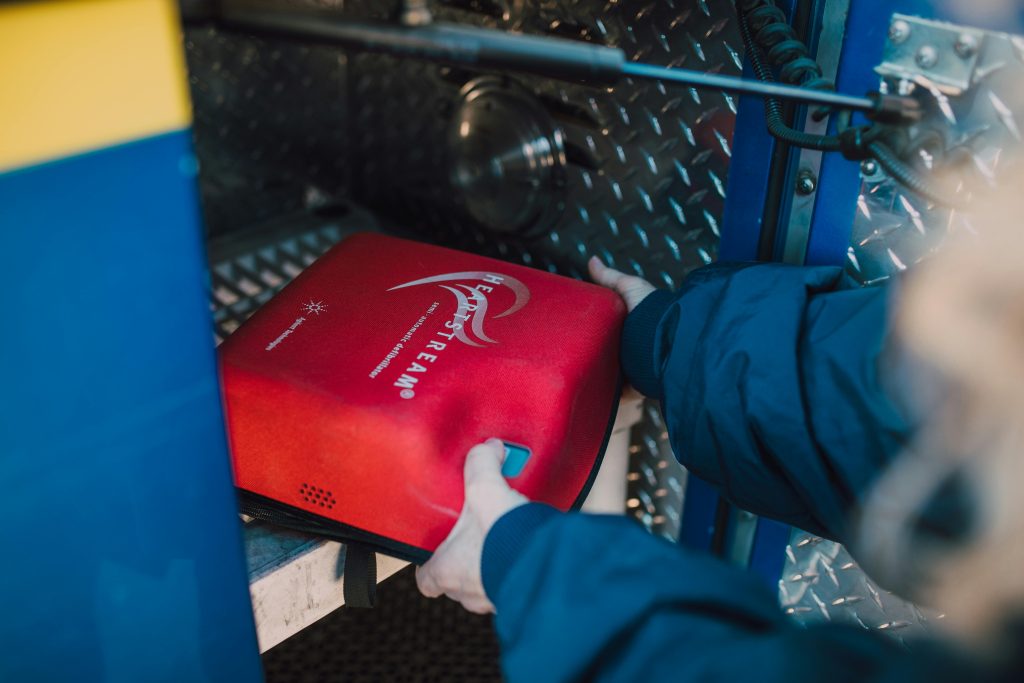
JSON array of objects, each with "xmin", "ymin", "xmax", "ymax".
[
  {"xmin": 588, "ymin": 256, "xmax": 657, "ymax": 313},
  {"xmin": 416, "ymin": 438, "xmax": 528, "ymax": 614}
]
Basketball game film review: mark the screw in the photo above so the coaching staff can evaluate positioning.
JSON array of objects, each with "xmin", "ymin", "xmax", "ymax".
[
  {"xmin": 889, "ymin": 20, "xmax": 911, "ymax": 44},
  {"xmin": 399, "ymin": 0, "xmax": 432, "ymax": 26},
  {"xmin": 795, "ymin": 171, "xmax": 817, "ymax": 195},
  {"xmin": 860, "ymin": 159, "xmax": 879, "ymax": 176},
  {"xmin": 954, "ymin": 33, "xmax": 978, "ymax": 59},
  {"xmin": 915, "ymin": 45, "xmax": 939, "ymax": 69}
]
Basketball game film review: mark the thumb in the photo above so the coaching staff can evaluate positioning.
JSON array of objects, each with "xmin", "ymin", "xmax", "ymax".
[{"xmin": 464, "ymin": 438, "xmax": 508, "ymax": 489}]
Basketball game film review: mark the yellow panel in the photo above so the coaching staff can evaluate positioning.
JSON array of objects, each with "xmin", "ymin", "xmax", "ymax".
[{"xmin": 0, "ymin": 0, "xmax": 192, "ymax": 172}]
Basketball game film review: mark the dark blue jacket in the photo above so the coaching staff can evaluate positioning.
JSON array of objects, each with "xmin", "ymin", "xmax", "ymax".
[{"xmin": 479, "ymin": 263, "xmax": 982, "ymax": 682}]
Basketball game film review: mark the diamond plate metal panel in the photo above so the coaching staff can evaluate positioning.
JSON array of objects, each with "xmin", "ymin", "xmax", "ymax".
[
  {"xmin": 627, "ymin": 400, "xmax": 688, "ymax": 540},
  {"xmin": 345, "ymin": 0, "xmax": 741, "ymax": 286},
  {"xmin": 783, "ymin": 16, "xmax": 1024, "ymax": 641},
  {"xmin": 846, "ymin": 18, "xmax": 1024, "ymax": 285},
  {"xmin": 780, "ymin": 531, "xmax": 943, "ymax": 646},
  {"xmin": 185, "ymin": 24, "xmax": 351, "ymax": 237}
]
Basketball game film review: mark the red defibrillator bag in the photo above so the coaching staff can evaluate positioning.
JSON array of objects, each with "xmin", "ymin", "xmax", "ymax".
[{"xmin": 219, "ymin": 233, "xmax": 625, "ymax": 566}]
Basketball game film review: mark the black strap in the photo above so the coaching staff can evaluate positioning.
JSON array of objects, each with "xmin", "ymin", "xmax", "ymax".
[{"xmin": 342, "ymin": 542, "xmax": 377, "ymax": 608}]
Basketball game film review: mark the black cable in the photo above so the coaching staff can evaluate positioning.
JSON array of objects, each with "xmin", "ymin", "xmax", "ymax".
[
  {"xmin": 868, "ymin": 141, "xmax": 967, "ymax": 209},
  {"xmin": 832, "ymin": 112, "xmax": 966, "ymax": 208},
  {"xmin": 756, "ymin": 0, "xmax": 813, "ymax": 261}
]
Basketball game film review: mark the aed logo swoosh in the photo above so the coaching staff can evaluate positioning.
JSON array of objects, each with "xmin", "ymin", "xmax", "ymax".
[{"xmin": 388, "ymin": 271, "xmax": 531, "ymax": 347}]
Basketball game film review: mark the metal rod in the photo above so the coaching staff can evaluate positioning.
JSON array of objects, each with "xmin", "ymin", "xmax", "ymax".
[
  {"xmin": 218, "ymin": 11, "xmax": 627, "ymax": 83},
  {"xmin": 213, "ymin": 8, "xmax": 893, "ymax": 116},
  {"xmin": 621, "ymin": 62, "xmax": 877, "ymax": 113}
]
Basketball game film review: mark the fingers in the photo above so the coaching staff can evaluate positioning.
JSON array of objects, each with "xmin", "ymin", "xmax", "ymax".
[
  {"xmin": 417, "ymin": 562, "xmax": 494, "ymax": 613},
  {"xmin": 462, "ymin": 596, "xmax": 496, "ymax": 615},
  {"xmin": 416, "ymin": 515, "xmax": 494, "ymax": 612},
  {"xmin": 622, "ymin": 384, "xmax": 643, "ymax": 401},
  {"xmin": 415, "ymin": 440, "xmax": 528, "ymax": 612},
  {"xmin": 589, "ymin": 255, "xmax": 657, "ymax": 312},
  {"xmin": 588, "ymin": 256, "xmax": 645, "ymax": 296},
  {"xmin": 415, "ymin": 563, "xmax": 443, "ymax": 599},
  {"xmin": 588, "ymin": 255, "xmax": 619, "ymax": 289},
  {"xmin": 416, "ymin": 513, "xmax": 465, "ymax": 599}
]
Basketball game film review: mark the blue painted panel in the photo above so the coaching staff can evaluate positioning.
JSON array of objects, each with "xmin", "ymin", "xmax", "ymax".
[
  {"xmin": 712, "ymin": 0, "xmax": 805, "ymax": 568},
  {"xmin": 718, "ymin": 59, "xmax": 780, "ymax": 262},
  {"xmin": 719, "ymin": 0, "xmax": 801, "ymax": 263},
  {"xmin": 0, "ymin": 132, "xmax": 262, "ymax": 681}
]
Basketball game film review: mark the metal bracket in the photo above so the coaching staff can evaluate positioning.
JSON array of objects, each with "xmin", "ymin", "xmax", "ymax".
[
  {"xmin": 781, "ymin": 0, "xmax": 851, "ymax": 265},
  {"xmin": 877, "ymin": 14, "xmax": 986, "ymax": 95}
]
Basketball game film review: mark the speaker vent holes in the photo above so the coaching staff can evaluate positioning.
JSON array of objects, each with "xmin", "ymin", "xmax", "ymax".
[{"xmin": 299, "ymin": 482, "xmax": 336, "ymax": 510}]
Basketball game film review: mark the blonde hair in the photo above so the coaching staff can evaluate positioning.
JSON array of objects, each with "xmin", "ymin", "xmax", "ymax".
[{"xmin": 858, "ymin": 176, "xmax": 1024, "ymax": 653}]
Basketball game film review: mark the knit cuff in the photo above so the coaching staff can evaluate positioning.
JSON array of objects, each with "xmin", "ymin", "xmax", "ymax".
[
  {"xmin": 621, "ymin": 289, "xmax": 676, "ymax": 398},
  {"xmin": 481, "ymin": 503, "xmax": 561, "ymax": 602}
]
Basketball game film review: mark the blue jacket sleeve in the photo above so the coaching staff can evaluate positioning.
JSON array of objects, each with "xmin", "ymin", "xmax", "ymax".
[
  {"xmin": 482, "ymin": 504, "xmax": 922, "ymax": 683},
  {"xmin": 621, "ymin": 263, "xmax": 914, "ymax": 540}
]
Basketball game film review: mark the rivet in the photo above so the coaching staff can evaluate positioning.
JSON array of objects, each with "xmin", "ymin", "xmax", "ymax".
[
  {"xmin": 795, "ymin": 170, "xmax": 817, "ymax": 195},
  {"xmin": 954, "ymin": 33, "xmax": 978, "ymax": 59},
  {"xmin": 916, "ymin": 45, "xmax": 939, "ymax": 69},
  {"xmin": 889, "ymin": 20, "xmax": 911, "ymax": 44}
]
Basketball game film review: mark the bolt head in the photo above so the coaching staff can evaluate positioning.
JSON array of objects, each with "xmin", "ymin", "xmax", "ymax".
[
  {"xmin": 889, "ymin": 20, "xmax": 911, "ymax": 44},
  {"xmin": 954, "ymin": 33, "xmax": 978, "ymax": 59},
  {"xmin": 915, "ymin": 45, "xmax": 939, "ymax": 69},
  {"xmin": 860, "ymin": 159, "xmax": 879, "ymax": 176},
  {"xmin": 796, "ymin": 172, "xmax": 817, "ymax": 195},
  {"xmin": 400, "ymin": 2, "xmax": 432, "ymax": 26}
]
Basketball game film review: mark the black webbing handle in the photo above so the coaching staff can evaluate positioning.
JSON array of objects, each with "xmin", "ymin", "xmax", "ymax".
[{"xmin": 343, "ymin": 542, "xmax": 378, "ymax": 608}]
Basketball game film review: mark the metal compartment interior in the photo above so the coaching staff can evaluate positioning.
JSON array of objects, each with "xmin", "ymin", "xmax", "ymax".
[
  {"xmin": 190, "ymin": 0, "xmax": 736, "ymax": 565},
  {"xmin": 185, "ymin": 0, "xmax": 1024, "ymax": 655}
]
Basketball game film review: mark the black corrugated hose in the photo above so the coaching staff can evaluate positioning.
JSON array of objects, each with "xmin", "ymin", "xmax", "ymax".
[
  {"xmin": 738, "ymin": 0, "xmax": 834, "ymax": 100},
  {"xmin": 737, "ymin": 1, "xmax": 841, "ymax": 151},
  {"xmin": 736, "ymin": 0, "xmax": 965, "ymax": 208},
  {"xmin": 867, "ymin": 140, "xmax": 965, "ymax": 207}
]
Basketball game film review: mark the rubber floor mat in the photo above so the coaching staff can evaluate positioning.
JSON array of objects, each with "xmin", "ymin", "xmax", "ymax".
[{"xmin": 262, "ymin": 566, "xmax": 503, "ymax": 682}]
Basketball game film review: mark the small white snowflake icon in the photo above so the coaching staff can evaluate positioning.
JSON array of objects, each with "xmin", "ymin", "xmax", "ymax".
[{"xmin": 302, "ymin": 300, "xmax": 326, "ymax": 316}]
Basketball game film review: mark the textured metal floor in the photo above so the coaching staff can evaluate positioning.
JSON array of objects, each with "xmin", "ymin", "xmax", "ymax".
[{"xmin": 262, "ymin": 567, "xmax": 502, "ymax": 683}]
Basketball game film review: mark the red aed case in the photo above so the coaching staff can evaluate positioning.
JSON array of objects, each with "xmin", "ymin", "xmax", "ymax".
[{"xmin": 219, "ymin": 233, "xmax": 625, "ymax": 562}]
